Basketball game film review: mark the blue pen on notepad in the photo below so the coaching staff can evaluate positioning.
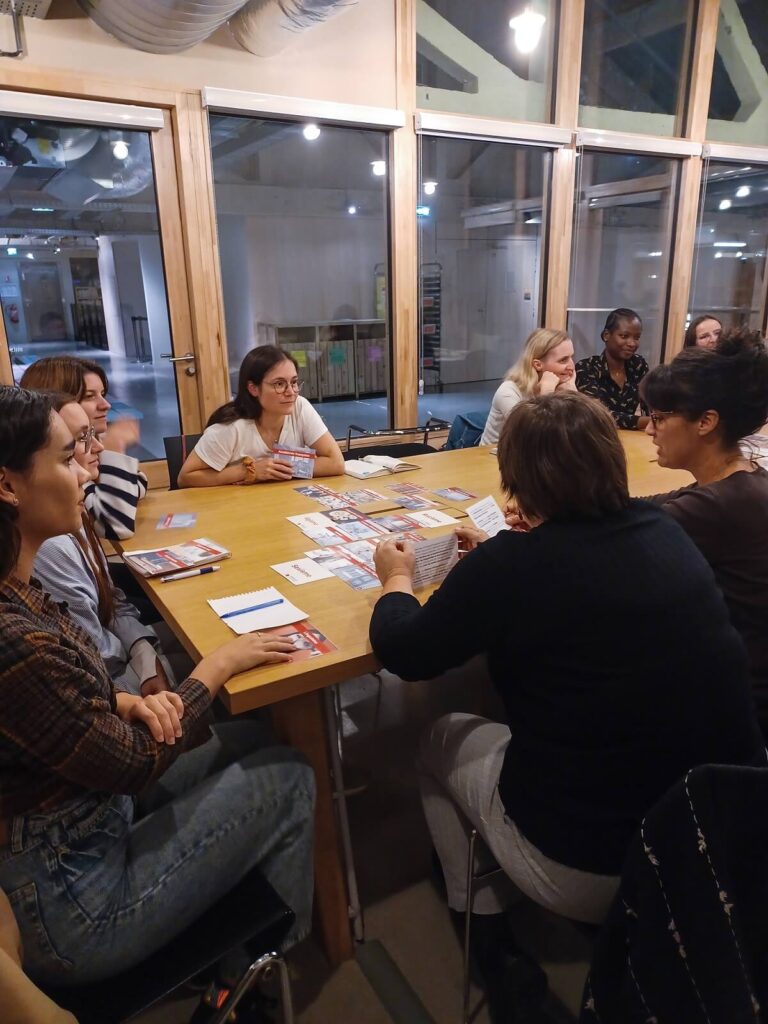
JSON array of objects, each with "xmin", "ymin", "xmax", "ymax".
[{"xmin": 221, "ymin": 598, "xmax": 284, "ymax": 620}]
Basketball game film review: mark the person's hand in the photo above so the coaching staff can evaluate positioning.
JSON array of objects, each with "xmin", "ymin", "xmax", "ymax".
[
  {"xmin": 101, "ymin": 418, "xmax": 141, "ymax": 454},
  {"xmin": 502, "ymin": 503, "xmax": 531, "ymax": 532},
  {"xmin": 374, "ymin": 536, "xmax": 416, "ymax": 585},
  {"xmin": 455, "ymin": 525, "xmax": 488, "ymax": 556},
  {"xmin": 556, "ymin": 374, "xmax": 578, "ymax": 393},
  {"xmin": 241, "ymin": 455, "xmax": 294, "ymax": 484},
  {"xmin": 141, "ymin": 657, "xmax": 171, "ymax": 696},
  {"xmin": 120, "ymin": 691, "xmax": 185, "ymax": 744},
  {"xmin": 537, "ymin": 370, "xmax": 560, "ymax": 395},
  {"xmin": 215, "ymin": 633, "xmax": 296, "ymax": 676}
]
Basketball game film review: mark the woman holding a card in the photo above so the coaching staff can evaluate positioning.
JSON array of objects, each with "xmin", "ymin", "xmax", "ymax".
[
  {"xmin": 178, "ymin": 345, "xmax": 344, "ymax": 487},
  {"xmin": 479, "ymin": 328, "xmax": 576, "ymax": 446},
  {"xmin": 0, "ymin": 386, "xmax": 315, "ymax": 993},
  {"xmin": 370, "ymin": 392, "xmax": 764, "ymax": 1022}
]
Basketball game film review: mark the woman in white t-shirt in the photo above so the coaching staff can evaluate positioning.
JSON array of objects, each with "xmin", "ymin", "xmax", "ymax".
[
  {"xmin": 480, "ymin": 328, "xmax": 576, "ymax": 446},
  {"xmin": 178, "ymin": 346, "xmax": 344, "ymax": 487}
]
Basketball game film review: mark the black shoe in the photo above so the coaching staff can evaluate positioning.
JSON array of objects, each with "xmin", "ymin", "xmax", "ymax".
[{"xmin": 450, "ymin": 910, "xmax": 549, "ymax": 1024}]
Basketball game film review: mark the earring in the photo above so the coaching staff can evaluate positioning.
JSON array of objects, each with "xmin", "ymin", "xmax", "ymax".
[{"xmin": 12, "ymin": 497, "xmax": 18, "ymax": 506}]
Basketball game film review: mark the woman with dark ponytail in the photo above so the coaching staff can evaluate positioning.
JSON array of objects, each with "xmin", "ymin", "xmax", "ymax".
[
  {"xmin": 641, "ymin": 328, "xmax": 768, "ymax": 733},
  {"xmin": 575, "ymin": 308, "xmax": 650, "ymax": 430}
]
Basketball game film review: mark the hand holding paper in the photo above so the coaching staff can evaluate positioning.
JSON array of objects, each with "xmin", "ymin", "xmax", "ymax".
[{"xmin": 373, "ymin": 535, "xmax": 416, "ymax": 587}]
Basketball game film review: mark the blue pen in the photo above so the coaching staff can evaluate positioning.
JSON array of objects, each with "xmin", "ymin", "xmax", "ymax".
[{"xmin": 221, "ymin": 598, "xmax": 284, "ymax": 619}]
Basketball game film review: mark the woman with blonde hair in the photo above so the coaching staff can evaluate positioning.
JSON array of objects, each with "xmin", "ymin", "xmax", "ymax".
[{"xmin": 479, "ymin": 328, "xmax": 575, "ymax": 446}]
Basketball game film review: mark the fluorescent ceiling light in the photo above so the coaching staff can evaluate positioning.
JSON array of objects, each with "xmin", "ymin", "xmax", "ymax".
[
  {"xmin": 32, "ymin": 207, "xmax": 54, "ymax": 213},
  {"xmin": 6, "ymin": 246, "xmax": 16, "ymax": 255},
  {"xmin": 713, "ymin": 241, "xmax": 746, "ymax": 247},
  {"xmin": 302, "ymin": 124, "xmax": 321, "ymax": 141},
  {"xmin": 719, "ymin": 198, "xmax": 732, "ymax": 210},
  {"xmin": 25, "ymin": 252, "xmax": 34, "ymax": 259},
  {"xmin": 509, "ymin": 8, "xmax": 546, "ymax": 54},
  {"xmin": 416, "ymin": 205, "xmax": 430, "ymax": 217},
  {"xmin": 347, "ymin": 205, "xmax": 357, "ymax": 215},
  {"xmin": 735, "ymin": 185, "xmax": 751, "ymax": 198}
]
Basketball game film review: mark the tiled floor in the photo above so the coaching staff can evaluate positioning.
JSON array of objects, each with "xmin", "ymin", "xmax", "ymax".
[{"xmin": 132, "ymin": 666, "xmax": 591, "ymax": 1023}]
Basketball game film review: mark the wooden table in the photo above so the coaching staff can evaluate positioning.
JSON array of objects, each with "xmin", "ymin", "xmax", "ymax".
[{"xmin": 120, "ymin": 434, "xmax": 691, "ymax": 964}]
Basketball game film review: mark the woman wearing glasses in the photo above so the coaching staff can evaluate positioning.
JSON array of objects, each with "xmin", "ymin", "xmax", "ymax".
[
  {"xmin": 641, "ymin": 328, "xmax": 768, "ymax": 735},
  {"xmin": 33, "ymin": 395, "xmax": 176, "ymax": 697},
  {"xmin": 179, "ymin": 346, "xmax": 344, "ymax": 487}
]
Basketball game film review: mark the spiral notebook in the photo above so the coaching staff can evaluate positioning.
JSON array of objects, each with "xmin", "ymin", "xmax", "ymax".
[{"xmin": 208, "ymin": 586, "xmax": 308, "ymax": 635}]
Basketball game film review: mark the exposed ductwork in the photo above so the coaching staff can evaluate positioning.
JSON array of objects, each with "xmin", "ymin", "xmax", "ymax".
[{"xmin": 75, "ymin": 0, "xmax": 356, "ymax": 56}]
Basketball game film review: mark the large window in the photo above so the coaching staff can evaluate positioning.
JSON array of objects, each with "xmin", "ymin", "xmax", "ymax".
[
  {"xmin": 0, "ymin": 116, "xmax": 180, "ymax": 460},
  {"xmin": 417, "ymin": 135, "xmax": 551, "ymax": 424},
  {"xmin": 689, "ymin": 159, "xmax": 768, "ymax": 332},
  {"xmin": 208, "ymin": 115, "xmax": 391, "ymax": 438},
  {"xmin": 567, "ymin": 150, "xmax": 679, "ymax": 366},
  {"xmin": 579, "ymin": 0, "xmax": 696, "ymax": 137},
  {"xmin": 707, "ymin": 0, "xmax": 768, "ymax": 146},
  {"xmin": 416, "ymin": 0, "xmax": 557, "ymax": 123}
]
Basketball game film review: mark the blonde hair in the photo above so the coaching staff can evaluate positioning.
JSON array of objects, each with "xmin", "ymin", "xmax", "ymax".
[{"xmin": 505, "ymin": 328, "xmax": 571, "ymax": 396}]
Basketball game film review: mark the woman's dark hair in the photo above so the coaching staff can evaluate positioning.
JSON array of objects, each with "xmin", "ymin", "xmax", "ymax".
[
  {"xmin": 0, "ymin": 386, "xmax": 54, "ymax": 580},
  {"xmin": 45, "ymin": 391, "xmax": 114, "ymax": 625},
  {"xmin": 19, "ymin": 355, "xmax": 108, "ymax": 399},
  {"xmin": 497, "ymin": 392, "xmax": 629, "ymax": 521},
  {"xmin": 641, "ymin": 327, "xmax": 768, "ymax": 447},
  {"xmin": 602, "ymin": 308, "xmax": 642, "ymax": 335},
  {"xmin": 684, "ymin": 313, "xmax": 723, "ymax": 348},
  {"xmin": 207, "ymin": 346, "xmax": 298, "ymax": 427}
]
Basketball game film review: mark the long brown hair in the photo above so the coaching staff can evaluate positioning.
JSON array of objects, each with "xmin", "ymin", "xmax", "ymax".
[
  {"xmin": 207, "ymin": 346, "xmax": 298, "ymax": 426},
  {"xmin": 45, "ymin": 391, "xmax": 115, "ymax": 627},
  {"xmin": 20, "ymin": 355, "xmax": 109, "ymax": 400}
]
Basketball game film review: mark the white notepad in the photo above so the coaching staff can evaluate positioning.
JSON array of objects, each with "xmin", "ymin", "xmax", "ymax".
[{"xmin": 208, "ymin": 587, "xmax": 308, "ymax": 635}]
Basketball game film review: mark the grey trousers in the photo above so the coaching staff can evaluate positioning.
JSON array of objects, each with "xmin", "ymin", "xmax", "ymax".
[{"xmin": 419, "ymin": 713, "xmax": 620, "ymax": 925}]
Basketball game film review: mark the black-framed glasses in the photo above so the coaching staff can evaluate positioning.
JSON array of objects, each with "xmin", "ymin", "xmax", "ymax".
[
  {"xmin": 265, "ymin": 379, "xmax": 304, "ymax": 395},
  {"xmin": 649, "ymin": 410, "xmax": 678, "ymax": 427},
  {"xmin": 77, "ymin": 427, "xmax": 97, "ymax": 453}
]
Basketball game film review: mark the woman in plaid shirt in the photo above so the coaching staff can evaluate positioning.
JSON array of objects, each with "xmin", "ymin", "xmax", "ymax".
[{"xmin": 0, "ymin": 387, "xmax": 315, "ymax": 987}]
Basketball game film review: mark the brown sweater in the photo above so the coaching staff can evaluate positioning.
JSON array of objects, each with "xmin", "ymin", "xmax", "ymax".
[{"xmin": 648, "ymin": 467, "xmax": 768, "ymax": 733}]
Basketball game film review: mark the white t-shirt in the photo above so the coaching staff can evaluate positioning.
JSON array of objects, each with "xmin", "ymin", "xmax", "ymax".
[
  {"xmin": 194, "ymin": 397, "xmax": 329, "ymax": 471},
  {"xmin": 480, "ymin": 380, "xmax": 525, "ymax": 446}
]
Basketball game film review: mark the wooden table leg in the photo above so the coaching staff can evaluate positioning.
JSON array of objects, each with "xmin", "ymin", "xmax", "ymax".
[{"xmin": 271, "ymin": 689, "xmax": 353, "ymax": 966}]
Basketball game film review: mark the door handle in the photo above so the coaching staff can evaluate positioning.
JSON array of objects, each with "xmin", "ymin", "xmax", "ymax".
[{"xmin": 161, "ymin": 352, "xmax": 195, "ymax": 363}]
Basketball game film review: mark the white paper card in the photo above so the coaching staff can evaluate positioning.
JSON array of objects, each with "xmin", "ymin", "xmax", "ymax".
[
  {"xmin": 466, "ymin": 495, "xmax": 509, "ymax": 538},
  {"xmin": 411, "ymin": 533, "xmax": 459, "ymax": 590},
  {"xmin": 208, "ymin": 587, "xmax": 307, "ymax": 635},
  {"xmin": 407, "ymin": 509, "xmax": 457, "ymax": 528},
  {"xmin": 270, "ymin": 557, "xmax": 335, "ymax": 586}
]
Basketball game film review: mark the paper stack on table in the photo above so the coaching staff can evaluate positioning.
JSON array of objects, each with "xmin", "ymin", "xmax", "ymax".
[{"xmin": 208, "ymin": 587, "xmax": 307, "ymax": 635}]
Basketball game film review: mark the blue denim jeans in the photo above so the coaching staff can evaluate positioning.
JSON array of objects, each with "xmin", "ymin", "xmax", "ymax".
[{"xmin": 0, "ymin": 720, "xmax": 315, "ymax": 986}]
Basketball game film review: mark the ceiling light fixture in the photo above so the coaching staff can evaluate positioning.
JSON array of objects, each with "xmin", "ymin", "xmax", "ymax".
[
  {"xmin": 371, "ymin": 160, "xmax": 386, "ymax": 177},
  {"xmin": 302, "ymin": 124, "xmax": 321, "ymax": 141},
  {"xmin": 713, "ymin": 241, "xmax": 746, "ymax": 247},
  {"xmin": 111, "ymin": 139, "xmax": 129, "ymax": 160},
  {"xmin": 416, "ymin": 205, "xmax": 431, "ymax": 217},
  {"xmin": 509, "ymin": 8, "xmax": 547, "ymax": 54},
  {"xmin": 735, "ymin": 185, "xmax": 751, "ymax": 198},
  {"xmin": 423, "ymin": 180, "xmax": 438, "ymax": 196},
  {"xmin": 347, "ymin": 205, "xmax": 357, "ymax": 215},
  {"xmin": 719, "ymin": 198, "xmax": 732, "ymax": 210},
  {"xmin": 6, "ymin": 247, "xmax": 16, "ymax": 255}
]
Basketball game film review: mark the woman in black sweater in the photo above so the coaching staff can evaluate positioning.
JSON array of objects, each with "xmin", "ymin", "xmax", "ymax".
[{"xmin": 369, "ymin": 392, "xmax": 764, "ymax": 1022}]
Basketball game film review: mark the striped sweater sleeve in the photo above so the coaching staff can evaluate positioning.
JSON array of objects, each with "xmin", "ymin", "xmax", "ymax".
[{"xmin": 85, "ymin": 450, "xmax": 148, "ymax": 540}]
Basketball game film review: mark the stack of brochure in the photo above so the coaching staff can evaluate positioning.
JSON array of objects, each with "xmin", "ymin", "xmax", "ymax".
[{"xmin": 122, "ymin": 538, "xmax": 230, "ymax": 577}]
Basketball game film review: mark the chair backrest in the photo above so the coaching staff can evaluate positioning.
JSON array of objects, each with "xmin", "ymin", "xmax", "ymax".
[
  {"xmin": 45, "ymin": 867, "xmax": 294, "ymax": 1024},
  {"xmin": 344, "ymin": 441, "xmax": 435, "ymax": 461},
  {"xmin": 345, "ymin": 420, "xmax": 449, "ymax": 455},
  {"xmin": 445, "ymin": 411, "xmax": 488, "ymax": 451},
  {"xmin": 163, "ymin": 433, "xmax": 202, "ymax": 490}
]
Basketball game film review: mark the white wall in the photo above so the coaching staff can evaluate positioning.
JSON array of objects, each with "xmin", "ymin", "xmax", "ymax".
[{"xmin": 19, "ymin": 0, "xmax": 397, "ymax": 107}]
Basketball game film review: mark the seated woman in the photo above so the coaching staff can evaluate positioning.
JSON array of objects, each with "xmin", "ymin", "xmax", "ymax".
[
  {"xmin": 479, "ymin": 328, "xmax": 575, "ymax": 446},
  {"xmin": 641, "ymin": 328, "xmax": 768, "ymax": 735},
  {"xmin": 575, "ymin": 307, "xmax": 650, "ymax": 430},
  {"xmin": 684, "ymin": 313, "xmax": 722, "ymax": 349},
  {"xmin": 178, "ymin": 346, "xmax": 344, "ymax": 487},
  {"xmin": 369, "ymin": 392, "xmax": 764, "ymax": 1022},
  {"xmin": 0, "ymin": 386, "xmax": 314, "ymax": 989},
  {"xmin": 20, "ymin": 355, "xmax": 146, "ymax": 539},
  {"xmin": 33, "ymin": 395, "xmax": 174, "ymax": 696}
]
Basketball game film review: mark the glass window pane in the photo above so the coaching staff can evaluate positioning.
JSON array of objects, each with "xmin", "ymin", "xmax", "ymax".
[
  {"xmin": 707, "ymin": 0, "xmax": 768, "ymax": 146},
  {"xmin": 567, "ymin": 151, "xmax": 679, "ymax": 366},
  {"xmin": 0, "ymin": 117, "xmax": 180, "ymax": 460},
  {"xmin": 579, "ymin": 0, "xmax": 695, "ymax": 136},
  {"xmin": 416, "ymin": 1, "xmax": 557, "ymax": 123},
  {"xmin": 209, "ymin": 115, "xmax": 391, "ymax": 438},
  {"xmin": 689, "ymin": 160, "xmax": 768, "ymax": 333},
  {"xmin": 417, "ymin": 136, "xmax": 551, "ymax": 425}
]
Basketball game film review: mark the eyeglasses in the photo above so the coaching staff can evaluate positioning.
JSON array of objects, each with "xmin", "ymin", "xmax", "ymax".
[
  {"xmin": 649, "ymin": 410, "xmax": 678, "ymax": 427},
  {"xmin": 265, "ymin": 379, "xmax": 304, "ymax": 395},
  {"xmin": 76, "ymin": 427, "xmax": 97, "ymax": 453}
]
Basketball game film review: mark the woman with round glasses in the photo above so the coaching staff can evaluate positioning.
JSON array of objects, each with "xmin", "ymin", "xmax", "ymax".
[
  {"xmin": 179, "ymin": 345, "xmax": 344, "ymax": 487},
  {"xmin": 34, "ymin": 394, "xmax": 179, "ymax": 697},
  {"xmin": 641, "ymin": 328, "xmax": 768, "ymax": 735}
]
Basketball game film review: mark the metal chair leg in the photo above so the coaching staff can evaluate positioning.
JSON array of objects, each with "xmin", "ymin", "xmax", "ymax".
[
  {"xmin": 463, "ymin": 828, "xmax": 478, "ymax": 1024},
  {"xmin": 210, "ymin": 951, "xmax": 294, "ymax": 1024},
  {"xmin": 324, "ymin": 684, "xmax": 365, "ymax": 943}
]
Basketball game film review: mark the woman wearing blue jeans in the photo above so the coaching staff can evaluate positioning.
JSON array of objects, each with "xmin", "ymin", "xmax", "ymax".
[{"xmin": 0, "ymin": 386, "xmax": 315, "ymax": 986}]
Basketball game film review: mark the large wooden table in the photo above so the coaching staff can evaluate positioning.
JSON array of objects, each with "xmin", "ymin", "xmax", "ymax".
[{"xmin": 121, "ymin": 433, "xmax": 691, "ymax": 964}]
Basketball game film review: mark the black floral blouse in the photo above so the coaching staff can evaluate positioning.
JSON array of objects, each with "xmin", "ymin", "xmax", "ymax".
[{"xmin": 575, "ymin": 352, "xmax": 649, "ymax": 429}]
